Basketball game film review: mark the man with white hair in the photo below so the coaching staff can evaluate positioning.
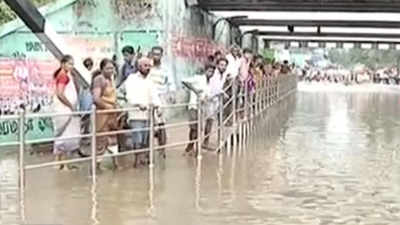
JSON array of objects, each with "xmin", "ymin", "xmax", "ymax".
[{"xmin": 118, "ymin": 57, "xmax": 161, "ymax": 167}]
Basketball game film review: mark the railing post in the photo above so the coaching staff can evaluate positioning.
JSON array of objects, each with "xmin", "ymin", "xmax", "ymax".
[
  {"xmin": 260, "ymin": 80, "xmax": 263, "ymax": 113},
  {"xmin": 276, "ymin": 77, "xmax": 279, "ymax": 102},
  {"xmin": 243, "ymin": 83, "xmax": 249, "ymax": 145},
  {"xmin": 266, "ymin": 77, "xmax": 270, "ymax": 107},
  {"xmin": 251, "ymin": 86, "xmax": 254, "ymax": 121},
  {"xmin": 261, "ymin": 79, "xmax": 264, "ymax": 112},
  {"xmin": 244, "ymin": 82, "xmax": 248, "ymax": 121},
  {"xmin": 149, "ymin": 105, "xmax": 155, "ymax": 168},
  {"xmin": 258, "ymin": 80, "xmax": 261, "ymax": 113},
  {"xmin": 219, "ymin": 94, "xmax": 224, "ymax": 151},
  {"xmin": 258, "ymin": 82, "xmax": 261, "ymax": 115},
  {"xmin": 91, "ymin": 105, "xmax": 97, "ymax": 184},
  {"xmin": 238, "ymin": 84, "xmax": 243, "ymax": 153},
  {"xmin": 265, "ymin": 78, "xmax": 268, "ymax": 109},
  {"xmin": 232, "ymin": 79, "xmax": 237, "ymax": 153},
  {"xmin": 270, "ymin": 77, "xmax": 273, "ymax": 105},
  {"xmin": 18, "ymin": 108, "xmax": 26, "ymax": 222},
  {"xmin": 264, "ymin": 78, "xmax": 267, "ymax": 107},
  {"xmin": 255, "ymin": 83, "xmax": 259, "ymax": 116},
  {"xmin": 273, "ymin": 77, "xmax": 276, "ymax": 103},
  {"xmin": 197, "ymin": 98, "xmax": 203, "ymax": 159},
  {"xmin": 262, "ymin": 78, "xmax": 266, "ymax": 111},
  {"xmin": 277, "ymin": 76, "xmax": 280, "ymax": 101},
  {"xmin": 270, "ymin": 78, "xmax": 273, "ymax": 104}
]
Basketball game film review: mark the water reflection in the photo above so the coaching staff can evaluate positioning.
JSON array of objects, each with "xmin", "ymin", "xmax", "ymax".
[
  {"xmin": 90, "ymin": 184, "xmax": 99, "ymax": 225},
  {"xmin": 148, "ymin": 166, "xmax": 155, "ymax": 217},
  {"xmin": 195, "ymin": 159, "xmax": 202, "ymax": 211},
  {"xmin": 5, "ymin": 84, "xmax": 400, "ymax": 224}
]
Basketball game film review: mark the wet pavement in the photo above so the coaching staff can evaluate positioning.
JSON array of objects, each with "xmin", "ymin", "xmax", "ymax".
[{"xmin": 2, "ymin": 83, "xmax": 400, "ymax": 225}]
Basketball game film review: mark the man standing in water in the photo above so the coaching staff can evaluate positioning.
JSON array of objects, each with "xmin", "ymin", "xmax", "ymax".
[
  {"xmin": 226, "ymin": 45, "xmax": 242, "ymax": 79},
  {"xmin": 182, "ymin": 64, "xmax": 216, "ymax": 155},
  {"xmin": 148, "ymin": 46, "xmax": 169, "ymax": 158},
  {"xmin": 239, "ymin": 48, "xmax": 253, "ymax": 85},
  {"xmin": 119, "ymin": 57, "xmax": 161, "ymax": 167},
  {"xmin": 92, "ymin": 58, "xmax": 119, "ymax": 170},
  {"xmin": 209, "ymin": 58, "xmax": 230, "ymax": 147}
]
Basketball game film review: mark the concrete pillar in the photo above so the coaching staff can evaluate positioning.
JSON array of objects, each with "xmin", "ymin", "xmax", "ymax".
[
  {"xmin": 214, "ymin": 20, "xmax": 231, "ymax": 47},
  {"xmin": 241, "ymin": 33, "xmax": 253, "ymax": 50},
  {"xmin": 252, "ymin": 35, "xmax": 259, "ymax": 53},
  {"xmin": 258, "ymin": 37, "xmax": 265, "ymax": 54}
]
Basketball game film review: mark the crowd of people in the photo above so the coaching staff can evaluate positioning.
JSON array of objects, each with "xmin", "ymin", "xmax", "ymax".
[
  {"xmin": 47, "ymin": 44, "xmax": 295, "ymax": 171},
  {"xmin": 300, "ymin": 65, "xmax": 400, "ymax": 85},
  {"xmin": 0, "ymin": 95, "xmax": 52, "ymax": 115}
]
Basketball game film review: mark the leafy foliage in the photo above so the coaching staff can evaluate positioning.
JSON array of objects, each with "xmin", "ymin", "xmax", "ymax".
[
  {"xmin": 0, "ymin": 0, "xmax": 55, "ymax": 25},
  {"xmin": 260, "ymin": 48, "xmax": 276, "ymax": 63},
  {"xmin": 327, "ymin": 48, "xmax": 400, "ymax": 69}
]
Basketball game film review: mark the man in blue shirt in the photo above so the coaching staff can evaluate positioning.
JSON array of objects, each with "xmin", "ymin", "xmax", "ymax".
[{"xmin": 116, "ymin": 45, "xmax": 137, "ymax": 88}]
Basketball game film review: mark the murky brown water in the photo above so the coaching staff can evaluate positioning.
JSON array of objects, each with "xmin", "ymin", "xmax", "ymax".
[{"xmin": 3, "ymin": 83, "xmax": 400, "ymax": 225}]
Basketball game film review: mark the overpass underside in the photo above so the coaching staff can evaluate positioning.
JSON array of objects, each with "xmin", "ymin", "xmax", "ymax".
[
  {"xmin": 197, "ymin": 0, "xmax": 400, "ymax": 50},
  {"xmin": 198, "ymin": 0, "xmax": 400, "ymax": 12},
  {"xmin": 6, "ymin": 0, "xmax": 400, "ymax": 55}
]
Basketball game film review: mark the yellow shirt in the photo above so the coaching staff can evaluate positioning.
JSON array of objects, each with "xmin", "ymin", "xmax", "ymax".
[{"xmin": 254, "ymin": 68, "xmax": 264, "ymax": 88}]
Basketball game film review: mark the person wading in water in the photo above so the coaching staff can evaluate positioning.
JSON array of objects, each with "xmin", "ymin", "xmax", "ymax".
[
  {"xmin": 52, "ymin": 55, "xmax": 82, "ymax": 170},
  {"xmin": 92, "ymin": 58, "xmax": 120, "ymax": 170}
]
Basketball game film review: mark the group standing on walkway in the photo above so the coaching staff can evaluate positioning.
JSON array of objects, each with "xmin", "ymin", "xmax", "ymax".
[{"xmin": 50, "ymin": 44, "xmax": 295, "ymax": 171}]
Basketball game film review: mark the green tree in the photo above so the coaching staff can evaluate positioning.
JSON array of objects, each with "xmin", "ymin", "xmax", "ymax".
[
  {"xmin": 0, "ymin": 0, "xmax": 55, "ymax": 25},
  {"xmin": 261, "ymin": 48, "xmax": 276, "ymax": 63},
  {"xmin": 327, "ymin": 48, "xmax": 400, "ymax": 70}
]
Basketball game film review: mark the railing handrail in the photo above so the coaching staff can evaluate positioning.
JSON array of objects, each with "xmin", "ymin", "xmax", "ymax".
[
  {"xmin": 4, "ymin": 74, "xmax": 297, "ymax": 163},
  {"xmin": 0, "ymin": 75, "xmax": 296, "ymax": 122}
]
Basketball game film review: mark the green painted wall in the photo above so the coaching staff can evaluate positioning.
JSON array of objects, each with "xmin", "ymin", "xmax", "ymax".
[
  {"xmin": 0, "ymin": 117, "xmax": 54, "ymax": 144},
  {"xmin": 0, "ymin": 0, "xmax": 238, "ymax": 145}
]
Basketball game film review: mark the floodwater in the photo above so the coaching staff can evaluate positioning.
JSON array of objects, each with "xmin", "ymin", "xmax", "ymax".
[{"xmin": 2, "ymin": 83, "xmax": 400, "ymax": 225}]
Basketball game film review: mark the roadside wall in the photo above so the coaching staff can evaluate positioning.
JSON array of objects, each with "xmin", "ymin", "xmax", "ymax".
[{"xmin": 0, "ymin": 0, "xmax": 240, "ymax": 143}]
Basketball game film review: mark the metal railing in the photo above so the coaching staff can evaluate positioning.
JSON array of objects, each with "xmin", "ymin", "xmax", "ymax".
[{"xmin": 1, "ymin": 73, "xmax": 297, "ymax": 221}]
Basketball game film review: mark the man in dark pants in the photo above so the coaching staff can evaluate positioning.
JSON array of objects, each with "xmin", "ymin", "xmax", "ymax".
[{"xmin": 182, "ymin": 64, "xmax": 216, "ymax": 155}]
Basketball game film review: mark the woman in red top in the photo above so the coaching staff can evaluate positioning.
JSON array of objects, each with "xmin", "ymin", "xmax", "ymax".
[{"xmin": 52, "ymin": 55, "xmax": 81, "ymax": 170}]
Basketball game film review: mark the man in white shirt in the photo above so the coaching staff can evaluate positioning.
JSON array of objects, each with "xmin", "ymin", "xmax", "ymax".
[
  {"xmin": 148, "ymin": 46, "xmax": 169, "ymax": 158},
  {"xmin": 210, "ymin": 58, "xmax": 230, "ymax": 98},
  {"xmin": 225, "ymin": 45, "xmax": 241, "ymax": 79},
  {"xmin": 118, "ymin": 57, "xmax": 161, "ymax": 167},
  {"xmin": 182, "ymin": 64, "xmax": 217, "ymax": 155},
  {"xmin": 209, "ymin": 58, "xmax": 231, "ymax": 146}
]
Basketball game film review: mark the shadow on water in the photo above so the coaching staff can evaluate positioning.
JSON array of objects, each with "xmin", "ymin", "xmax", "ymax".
[{"xmin": 3, "ymin": 84, "xmax": 400, "ymax": 225}]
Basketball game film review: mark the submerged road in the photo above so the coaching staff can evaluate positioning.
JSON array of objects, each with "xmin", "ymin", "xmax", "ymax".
[{"xmin": 2, "ymin": 83, "xmax": 400, "ymax": 225}]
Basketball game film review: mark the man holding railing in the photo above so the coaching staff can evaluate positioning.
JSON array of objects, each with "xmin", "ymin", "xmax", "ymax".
[
  {"xmin": 226, "ymin": 45, "xmax": 241, "ymax": 79},
  {"xmin": 182, "ymin": 64, "xmax": 217, "ymax": 155},
  {"xmin": 118, "ymin": 57, "xmax": 162, "ymax": 167},
  {"xmin": 210, "ymin": 58, "xmax": 230, "ymax": 99},
  {"xmin": 238, "ymin": 49, "xmax": 253, "ymax": 119},
  {"xmin": 148, "ymin": 46, "xmax": 170, "ymax": 159},
  {"xmin": 209, "ymin": 58, "xmax": 232, "ymax": 147}
]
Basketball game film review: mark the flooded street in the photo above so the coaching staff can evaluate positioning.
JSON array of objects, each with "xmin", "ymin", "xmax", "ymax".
[{"xmin": 3, "ymin": 83, "xmax": 400, "ymax": 225}]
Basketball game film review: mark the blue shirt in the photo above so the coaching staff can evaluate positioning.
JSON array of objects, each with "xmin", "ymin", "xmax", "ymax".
[{"xmin": 117, "ymin": 62, "xmax": 137, "ymax": 88}]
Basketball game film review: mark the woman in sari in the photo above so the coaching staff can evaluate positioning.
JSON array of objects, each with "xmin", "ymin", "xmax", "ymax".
[
  {"xmin": 53, "ymin": 55, "xmax": 81, "ymax": 170},
  {"xmin": 92, "ymin": 58, "xmax": 119, "ymax": 170}
]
